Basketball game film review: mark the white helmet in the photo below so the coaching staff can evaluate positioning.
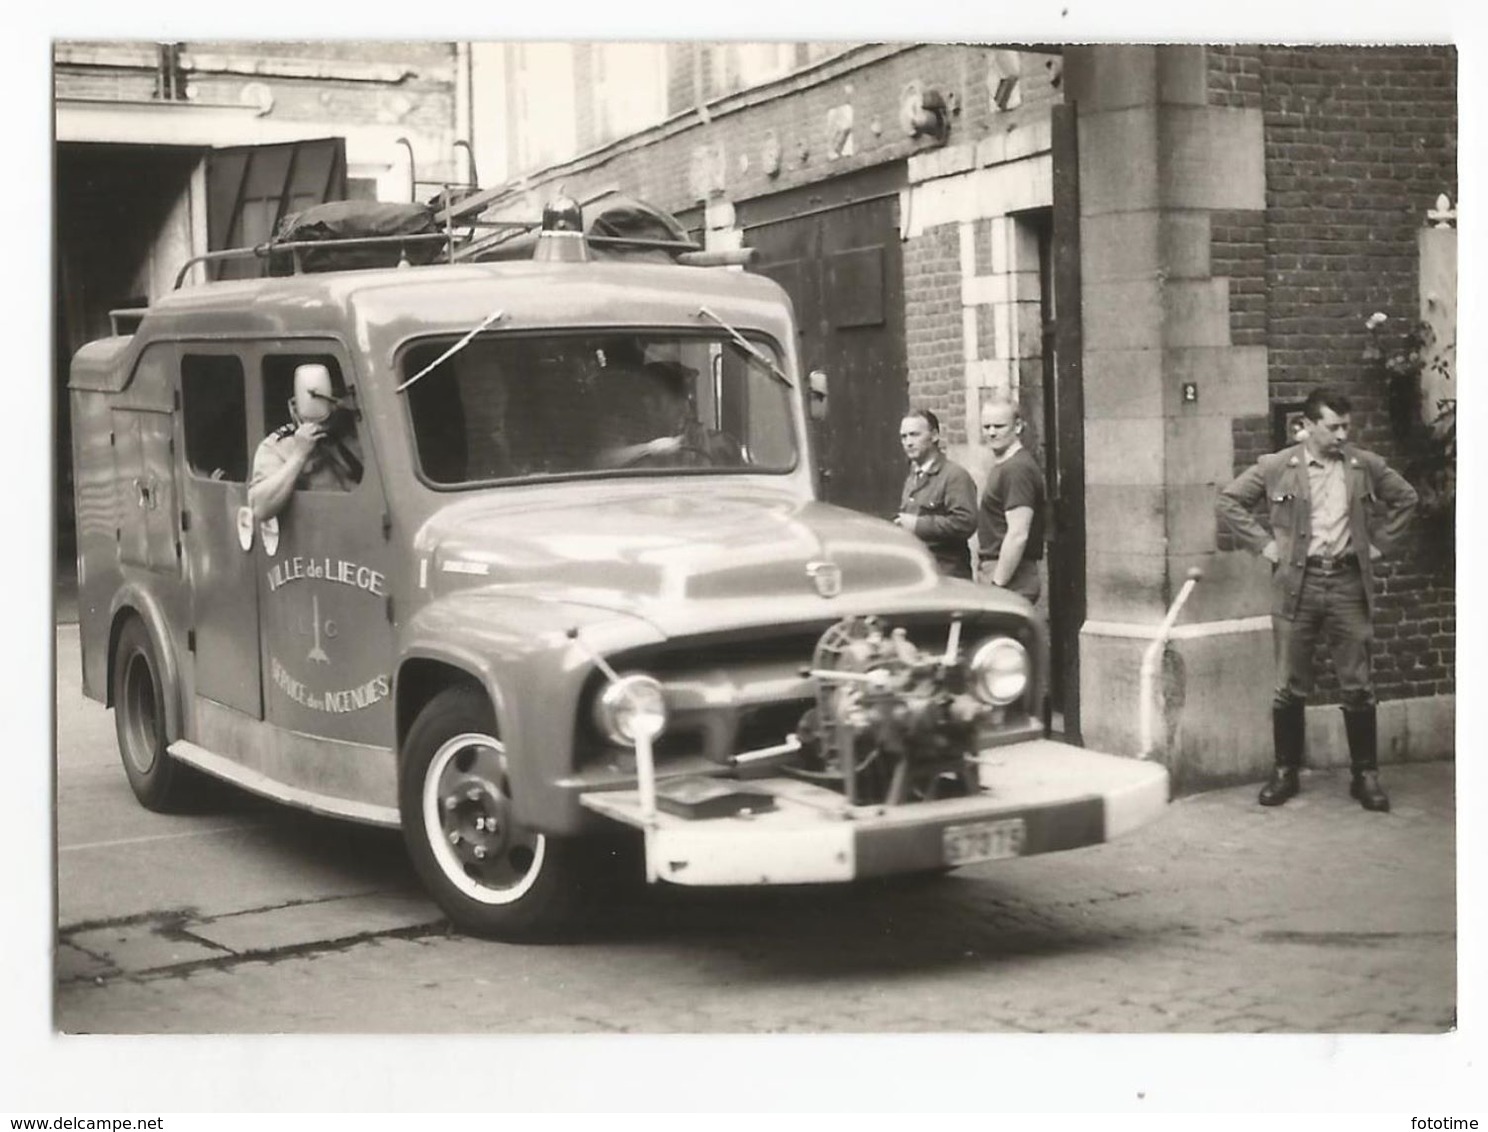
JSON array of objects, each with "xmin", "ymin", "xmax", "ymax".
[{"xmin": 293, "ymin": 363, "xmax": 335, "ymax": 424}]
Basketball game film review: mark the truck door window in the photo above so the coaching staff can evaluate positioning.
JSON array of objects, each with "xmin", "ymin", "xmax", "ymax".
[{"xmin": 181, "ymin": 354, "xmax": 248, "ymax": 482}]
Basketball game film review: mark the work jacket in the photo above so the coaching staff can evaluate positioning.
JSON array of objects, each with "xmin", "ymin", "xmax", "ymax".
[
  {"xmin": 1216, "ymin": 442, "xmax": 1417, "ymax": 620},
  {"xmin": 900, "ymin": 452, "xmax": 978, "ymax": 580}
]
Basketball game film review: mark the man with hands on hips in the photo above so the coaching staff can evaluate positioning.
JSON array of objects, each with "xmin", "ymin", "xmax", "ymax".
[{"xmin": 1216, "ymin": 387, "xmax": 1416, "ymax": 812}]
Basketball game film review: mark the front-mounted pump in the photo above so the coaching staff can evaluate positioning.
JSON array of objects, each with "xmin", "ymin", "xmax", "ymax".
[{"xmin": 571, "ymin": 609, "xmax": 1089, "ymax": 891}]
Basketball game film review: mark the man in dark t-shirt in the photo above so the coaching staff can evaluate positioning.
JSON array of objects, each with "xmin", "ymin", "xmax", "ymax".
[{"xmin": 976, "ymin": 397, "xmax": 1047, "ymax": 603}]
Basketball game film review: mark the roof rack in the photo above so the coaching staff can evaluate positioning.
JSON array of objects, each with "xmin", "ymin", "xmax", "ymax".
[
  {"xmin": 171, "ymin": 191, "xmax": 752, "ymax": 290},
  {"xmin": 172, "ymin": 232, "xmax": 468, "ymax": 290}
]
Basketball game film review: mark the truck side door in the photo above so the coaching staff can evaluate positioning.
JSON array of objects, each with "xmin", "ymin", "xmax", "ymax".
[{"xmin": 254, "ymin": 347, "xmax": 396, "ymax": 749}]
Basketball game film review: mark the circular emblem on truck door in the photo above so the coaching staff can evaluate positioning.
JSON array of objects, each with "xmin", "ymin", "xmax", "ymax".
[{"xmin": 235, "ymin": 505, "xmax": 255, "ymax": 551}]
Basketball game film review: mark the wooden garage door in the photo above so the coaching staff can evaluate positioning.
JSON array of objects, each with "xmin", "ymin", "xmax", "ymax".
[
  {"xmin": 742, "ymin": 164, "xmax": 908, "ymax": 517},
  {"xmin": 206, "ymin": 139, "xmax": 347, "ymax": 279}
]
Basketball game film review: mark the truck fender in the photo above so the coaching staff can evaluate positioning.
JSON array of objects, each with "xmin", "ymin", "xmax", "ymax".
[{"xmin": 393, "ymin": 646, "xmax": 512, "ymax": 759}]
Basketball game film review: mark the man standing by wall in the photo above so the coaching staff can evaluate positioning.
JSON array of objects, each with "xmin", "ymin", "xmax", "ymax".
[
  {"xmin": 976, "ymin": 397, "xmax": 1047, "ymax": 603},
  {"xmin": 895, "ymin": 408, "xmax": 978, "ymax": 579},
  {"xmin": 1216, "ymin": 387, "xmax": 1417, "ymax": 812}
]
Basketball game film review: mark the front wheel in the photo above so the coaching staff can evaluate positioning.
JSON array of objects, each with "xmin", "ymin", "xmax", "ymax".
[{"xmin": 399, "ymin": 685, "xmax": 586, "ymax": 940}]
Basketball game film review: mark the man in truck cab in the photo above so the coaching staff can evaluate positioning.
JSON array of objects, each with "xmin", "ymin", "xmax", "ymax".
[
  {"xmin": 597, "ymin": 358, "xmax": 744, "ymax": 469},
  {"xmin": 249, "ymin": 362, "xmax": 363, "ymax": 522}
]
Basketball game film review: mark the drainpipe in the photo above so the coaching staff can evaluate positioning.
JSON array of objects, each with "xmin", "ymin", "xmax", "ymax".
[
  {"xmin": 395, "ymin": 137, "xmax": 416, "ymax": 203},
  {"xmin": 1138, "ymin": 567, "xmax": 1202, "ymax": 760},
  {"xmin": 692, "ymin": 42, "xmax": 712, "ymax": 125},
  {"xmin": 454, "ymin": 42, "xmax": 472, "ymax": 175}
]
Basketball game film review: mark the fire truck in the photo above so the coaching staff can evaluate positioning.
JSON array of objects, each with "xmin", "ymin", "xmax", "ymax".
[{"xmin": 68, "ymin": 193, "xmax": 1168, "ymax": 939}]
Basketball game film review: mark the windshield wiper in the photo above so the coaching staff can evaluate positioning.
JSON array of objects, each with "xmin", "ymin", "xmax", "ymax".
[
  {"xmin": 696, "ymin": 306, "xmax": 795, "ymax": 391},
  {"xmin": 396, "ymin": 306, "xmax": 507, "ymax": 394}
]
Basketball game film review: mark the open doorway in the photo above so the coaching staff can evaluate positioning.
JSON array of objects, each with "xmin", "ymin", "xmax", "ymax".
[{"xmin": 55, "ymin": 143, "xmax": 203, "ymax": 614}]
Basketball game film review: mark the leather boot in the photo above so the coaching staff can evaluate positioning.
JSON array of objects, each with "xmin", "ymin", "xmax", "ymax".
[
  {"xmin": 1344, "ymin": 706, "xmax": 1390, "ymax": 812},
  {"xmin": 1259, "ymin": 701, "xmax": 1305, "ymax": 806}
]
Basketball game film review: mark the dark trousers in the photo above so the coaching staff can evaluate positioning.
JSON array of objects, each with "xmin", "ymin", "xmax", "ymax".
[{"xmin": 1273, "ymin": 561, "xmax": 1374, "ymax": 712}]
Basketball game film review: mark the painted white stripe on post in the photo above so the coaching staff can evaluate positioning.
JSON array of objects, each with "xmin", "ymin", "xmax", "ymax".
[{"xmin": 1083, "ymin": 616, "xmax": 1272, "ymax": 641}]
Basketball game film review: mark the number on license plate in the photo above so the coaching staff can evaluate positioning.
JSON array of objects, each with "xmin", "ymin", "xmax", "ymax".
[{"xmin": 943, "ymin": 818, "xmax": 1027, "ymax": 866}]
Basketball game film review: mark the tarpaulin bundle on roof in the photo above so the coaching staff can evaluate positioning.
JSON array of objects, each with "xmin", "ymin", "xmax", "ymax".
[
  {"xmin": 466, "ymin": 195, "xmax": 696, "ymax": 263},
  {"xmin": 268, "ymin": 201, "xmax": 445, "ymax": 274},
  {"xmin": 589, "ymin": 196, "xmax": 691, "ymax": 247}
]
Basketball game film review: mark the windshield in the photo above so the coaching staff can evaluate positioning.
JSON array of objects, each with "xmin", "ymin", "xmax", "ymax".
[{"xmin": 401, "ymin": 330, "xmax": 799, "ymax": 486}]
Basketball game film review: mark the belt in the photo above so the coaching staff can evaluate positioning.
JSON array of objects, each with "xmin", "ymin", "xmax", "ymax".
[{"xmin": 1305, "ymin": 552, "xmax": 1358, "ymax": 571}]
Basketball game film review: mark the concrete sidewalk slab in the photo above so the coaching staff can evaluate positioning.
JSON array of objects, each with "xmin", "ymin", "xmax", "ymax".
[
  {"xmin": 67, "ymin": 924, "xmax": 228, "ymax": 974},
  {"xmin": 187, "ymin": 892, "xmax": 443, "ymax": 955}
]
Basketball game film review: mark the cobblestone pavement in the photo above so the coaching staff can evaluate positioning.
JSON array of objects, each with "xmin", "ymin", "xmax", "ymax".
[{"xmin": 56, "ymin": 761, "xmax": 1456, "ymax": 1034}]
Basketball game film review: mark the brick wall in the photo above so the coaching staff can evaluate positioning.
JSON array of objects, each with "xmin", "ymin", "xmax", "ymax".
[
  {"xmin": 56, "ymin": 41, "xmax": 457, "ymax": 137},
  {"xmin": 1219, "ymin": 45, "xmax": 1457, "ymax": 702},
  {"xmin": 573, "ymin": 48, "xmax": 599, "ymax": 154},
  {"xmin": 1207, "ymin": 45, "xmax": 1263, "ymax": 110},
  {"xmin": 200, "ymin": 41, "xmax": 454, "ymax": 68},
  {"xmin": 665, "ymin": 43, "xmax": 695, "ymax": 117},
  {"xmin": 1213, "ymin": 204, "xmax": 1271, "ymax": 555},
  {"xmin": 1210, "ymin": 209, "xmax": 1267, "ymax": 348},
  {"xmin": 56, "ymin": 41, "xmax": 461, "ymax": 184},
  {"xmin": 972, "ymin": 216, "xmax": 995, "ymax": 275},
  {"xmin": 486, "ymin": 45, "xmax": 1060, "ymax": 225},
  {"xmin": 903, "ymin": 222, "xmax": 964, "ymax": 441},
  {"xmin": 54, "ymin": 69, "xmax": 158, "ymax": 102}
]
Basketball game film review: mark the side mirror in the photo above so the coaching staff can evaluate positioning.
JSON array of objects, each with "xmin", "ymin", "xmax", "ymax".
[{"xmin": 808, "ymin": 370, "xmax": 829, "ymax": 422}]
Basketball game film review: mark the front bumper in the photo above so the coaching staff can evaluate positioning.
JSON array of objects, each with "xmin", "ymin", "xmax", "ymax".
[{"xmin": 579, "ymin": 739, "xmax": 1169, "ymax": 886}]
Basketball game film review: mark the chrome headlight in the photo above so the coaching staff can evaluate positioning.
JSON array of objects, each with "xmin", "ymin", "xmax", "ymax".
[
  {"xmin": 968, "ymin": 637, "xmax": 1030, "ymax": 706},
  {"xmin": 594, "ymin": 673, "xmax": 669, "ymax": 745}
]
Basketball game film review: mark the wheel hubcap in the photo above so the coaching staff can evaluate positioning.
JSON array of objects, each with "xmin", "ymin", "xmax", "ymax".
[{"xmin": 422, "ymin": 732, "xmax": 545, "ymax": 905}]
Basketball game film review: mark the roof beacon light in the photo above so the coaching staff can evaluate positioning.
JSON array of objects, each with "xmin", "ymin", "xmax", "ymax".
[{"xmin": 535, "ymin": 195, "xmax": 589, "ymax": 263}]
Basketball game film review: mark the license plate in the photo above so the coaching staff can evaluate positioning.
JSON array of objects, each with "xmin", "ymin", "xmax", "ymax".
[{"xmin": 943, "ymin": 818, "xmax": 1027, "ymax": 866}]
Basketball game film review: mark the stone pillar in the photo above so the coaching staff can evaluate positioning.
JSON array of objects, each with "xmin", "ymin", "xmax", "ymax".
[{"xmin": 1065, "ymin": 46, "xmax": 1273, "ymax": 789}]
